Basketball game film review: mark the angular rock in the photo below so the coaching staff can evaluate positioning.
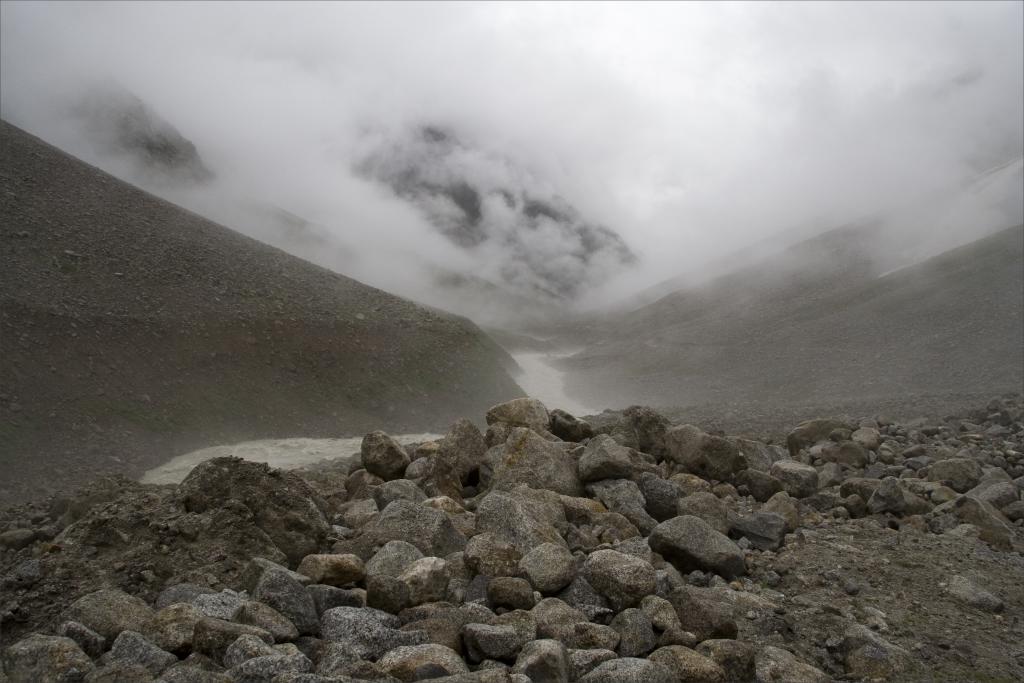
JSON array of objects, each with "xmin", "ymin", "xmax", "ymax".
[
  {"xmin": 609, "ymin": 608, "xmax": 656, "ymax": 657},
  {"xmin": 769, "ymin": 461, "xmax": 819, "ymax": 499},
  {"xmin": 57, "ymin": 621, "xmax": 107, "ymax": 659},
  {"xmin": 944, "ymin": 575, "xmax": 1004, "ymax": 612},
  {"xmin": 486, "ymin": 398, "xmax": 551, "ymax": 433},
  {"xmin": 235, "ymin": 601, "xmax": 300, "ymax": 643},
  {"xmin": 488, "ymin": 577, "xmax": 536, "ymax": 611},
  {"xmin": 365, "ymin": 540, "xmax": 425, "ymax": 578},
  {"xmin": 361, "ymin": 431, "xmax": 411, "ymax": 481},
  {"xmin": 463, "ymin": 622, "xmax": 533, "ymax": 663},
  {"xmin": 465, "ymin": 532, "xmax": 522, "ymax": 577},
  {"xmin": 587, "ymin": 479, "xmax": 657, "ymax": 535},
  {"xmin": 438, "ymin": 418, "xmax": 488, "ymax": 482},
  {"xmin": 475, "ymin": 490, "xmax": 565, "ymax": 554},
  {"xmin": 576, "ymin": 657, "xmax": 675, "ymax": 683},
  {"xmin": 378, "ymin": 643, "xmax": 469, "ymax": 681},
  {"xmin": 675, "ymin": 492, "xmax": 731, "ymax": 535},
  {"xmin": 755, "ymin": 645, "xmax": 830, "ymax": 683},
  {"xmin": 223, "ymin": 634, "xmax": 275, "ymax": 669},
  {"xmin": 148, "ymin": 603, "xmax": 203, "ymax": 655},
  {"xmin": 734, "ymin": 469, "xmax": 783, "ymax": 503},
  {"xmin": 512, "ymin": 639, "xmax": 570, "ymax": 682},
  {"xmin": 176, "ymin": 457, "xmax": 330, "ymax": 564},
  {"xmin": 638, "ymin": 472, "xmax": 685, "ymax": 521},
  {"xmin": 665, "ymin": 426, "xmax": 743, "ymax": 481},
  {"xmin": 192, "ymin": 617, "xmax": 272, "ymax": 664},
  {"xmin": 64, "ymin": 589, "xmax": 155, "ymax": 642},
  {"xmin": 549, "ymin": 409, "xmax": 595, "ymax": 443},
  {"xmin": 649, "ymin": 516, "xmax": 745, "ymax": 579},
  {"xmin": 582, "ymin": 549, "xmax": 656, "ymax": 611},
  {"xmin": 399, "ymin": 557, "xmax": 450, "ymax": 606},
  {"xmin": 841, "ymin": 624, "xmax": 911, "ymax": 680},
  {"xmin": 786, "ymin": 418, "xmax": 853, "ymax": 456},
  {"xmin": 667, "ymin": 586, "xmax": 738, "ymax": 642},
  {"xmin": 321, "ymin": 606, "xmax": 427, "ymax": 660},
  {"xmin": 252, "ymin": 567, "xmax": 320, "ymax": 636},
  {"xmin": 226, "ymin": 653, "xmax": 312, "ymax": 682},
  {"xmin": 695, "ymin": 639, "xmax": 755, "ymax": 682},
  {"xmin": 306, "ymin": 584, "xmax": 364, "ymax": 616},
  {"xmin": 648, "ymin": 645, "xmax": 726, "ymax": 683},
  {"xmin": 928, "ymin": 458, "xmax": 983, "ymax": 493},
  {"xmin": 489, "ymin": 428, "xmax": 582, "ymax": 496},
  {"xmin": 364, "ymin": 499, "xmax": 467, "ymax": 556},
  {"xmin": 729, "ymin": 512, "xmax": 786, "ymax": 551},
  {"xmin": 372, "ymin": 479, "xmax": 428, "ymax": 510},
  {"xmin": 296, "ymin": 554, "xmax": 365, "ymax": 587},
  {"xmin": 105, "ymin": 631, "xmax": 176, "ymax": 676},
  {"xmin": 578, "ymin": 435, "xmax": 635, "ymax": 482},
  {"xmin": 2, "ymin": 634, "xmax": 94, "ymax": 682}
]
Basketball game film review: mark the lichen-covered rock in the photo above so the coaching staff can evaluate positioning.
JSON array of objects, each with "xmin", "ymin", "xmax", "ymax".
[
  {"xmin": 489, "ymin": 428, "xmax": 582, "ymax": 496},
  {"xmin": 475, "ymin": 490, "xmax": 566, "ymax": 554},
  {"xmin": 296, "ymin": 554, "xmax": 365, "ymax": 587},
  {"xmin": 363, "ymin": 499, "xmax": 467, "ymax": 556},
  {"xmin": 2, "ymin": 634, "xmax": 94, "ymax": 683},
  {"xmin": 176, "ymin": 457, "xmax": 330, "ymax": 563},
  {"xmin": 378, "ymin": 643, "xmax": 469, "ymax": 681},
  {"xmin": 576, "ymin": 657, "xmax": 675, "ymax": 683},
  {"xmin": 755, "ymin": 645, "xmax": 830, "ymax": 682},
  {"xmin": 582, "ymin": 549, "xmax": 656, "ymax": 611},
  {"xmin": 486, "ymin": 398, "xmax": 551, "ymax": 433},
  {"xmin": 399, "ymin": 557, "xmax": 450, "ymax": 606},
  {"xmin": 512, "ymin": 639, "xmax": 570, "ymax": 682},
  {"xmin": 648, "ymin": 645, "xmax": 726, "ymax": 682},
  {"xmin": 63, "ymin": 589, "xmax": 155, "ymax": 642}
]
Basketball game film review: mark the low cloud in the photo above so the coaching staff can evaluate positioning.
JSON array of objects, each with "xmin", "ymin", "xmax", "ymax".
[{"xmin": 1, "ymin": 2, "xmax": 1021, "ymax": 323}]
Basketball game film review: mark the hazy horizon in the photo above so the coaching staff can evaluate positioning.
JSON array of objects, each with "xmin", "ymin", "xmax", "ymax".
[{"xmin": 2, "ymin": 1, "xmax": 1022, "ymax": 324}]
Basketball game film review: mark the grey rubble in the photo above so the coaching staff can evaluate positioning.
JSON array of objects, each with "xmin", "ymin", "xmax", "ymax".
[{"xmin": 2, "ymin": 394, "xmax": 1023, "ymax": 682}]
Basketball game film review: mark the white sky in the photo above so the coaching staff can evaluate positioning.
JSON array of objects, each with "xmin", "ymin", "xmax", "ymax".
[{"xmin": 2, "ymin": 1, "xmax": 1022, "ymax": 304}]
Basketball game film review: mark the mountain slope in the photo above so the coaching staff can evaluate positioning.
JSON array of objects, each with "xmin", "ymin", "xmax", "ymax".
[
  {"xmin": 566, "ymin": 223, "xmax": 1024, "ymax": 408},
  {"xmin": 0, "ymin": 120, "xmax": 522, "ymax": 502}
]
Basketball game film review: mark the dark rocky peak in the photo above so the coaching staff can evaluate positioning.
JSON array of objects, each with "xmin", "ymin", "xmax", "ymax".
[
  {"xmin": 70, "ymin": 84, "xmax": 213, "ymax": 184},
  {"xmin": 357, "ymin": 124, "xmax": 636, "ymax": 301}
]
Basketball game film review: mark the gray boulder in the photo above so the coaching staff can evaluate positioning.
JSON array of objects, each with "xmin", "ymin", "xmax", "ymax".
[
  {"xmin": 176, "ymin": 457, "xmax": 329, "ymax": 564},
  {"xmin": 361, "ymin": 431, "xmax": 411, "ymax": 481},
  {"xmin": 582, "ymin": 549, "xmax": 656, "ymax": 611},
  {"xmin": 755, "ymin": 646, "xmax": 830, "ymax": 683},
  {"xmin": 649, "ymin": 516, "xmax": 746, "ymax": 579},
  {"xmin": 63, "ymin": 589, "xmax": 155, "ymax": 642},
  {"xmin": 486, "ymin": 398, "xmax": 551, "ymax": 433},
  {"xmin": 665, "ymin": 426, "xmax": 742, "ymax": 481},
  {"xmin": 363, "ymin": 499, "xmax": 467, "ymax": 556},
  {"xmin": 769, "ymin": 461, "xmax": 819, "ymax": 498},
  {"xmin": 489, "ymin": 428, "xmax": 582, "ymax": 496},
  {"xmin": 578, "ymin": 435, "xmax": 635, "ymax": 482},
  {"xmin": 549, "ymin": 410, "xmax": 595, "ymax": 443},
  {"xmin": 104, "ymin": 631, "xmax": 176, "ymax": 676},
  {"xmin": 252, "ymin": 567, "xmax": 320, "ymax": 636},
  {"xmin": 365, "ymin": 540, "xmax": 425, "ymax": 578},
  {"xmin": 928, "ymin": 458, "xmax": 983, "ymax": 493},
  {"xmin": 576, "ymin": 657, "xmax": 675, "ymax": 683},
  {"xmin": 2, "ymin": 634, "xmax": 94, "ymax": 682},
  {"xmin": 321, "ymin": 606, "xmax": 427, "ymax": 660},
  {"xmin": 586, "ymin": 479, "xmax": 657, "ymax": 535},
  {"xmin": 519, "ymin": 543, "xmax": 576, "ymax": 594},
  {"xmin": 512, "ymin": 639, "xmax": 570, "ymax": 682},
  {"xmin": 476, "ymin": 490, "xmax": 565, "ymax": 554}
]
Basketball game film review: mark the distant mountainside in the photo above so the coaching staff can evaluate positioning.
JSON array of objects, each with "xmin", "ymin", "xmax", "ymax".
[
  {"xmin": 357, "ymin": 125, "xmax": 636, "ymax": 303},
  {"xmin": 564, "ymin": 222, "xmax": 1024, "ymax": 409},
  {"xmin": 0, "ymin": 120, "xmax": 523, "ymax": 503},
  {"xmin": 69, "ymin": 85, "xmax": 214, "ymax": 185}
]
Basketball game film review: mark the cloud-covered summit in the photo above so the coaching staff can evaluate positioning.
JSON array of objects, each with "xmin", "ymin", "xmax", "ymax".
[{"xmin": 358, "ymin": 125, "xmax": 635, "ymax": 302}]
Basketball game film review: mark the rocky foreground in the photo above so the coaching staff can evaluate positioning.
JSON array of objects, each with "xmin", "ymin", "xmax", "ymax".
[{"xmin": 1, "ymin": 396, "xmax": 1022, "ymax": 682}]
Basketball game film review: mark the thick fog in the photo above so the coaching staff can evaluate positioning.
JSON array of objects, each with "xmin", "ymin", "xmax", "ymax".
[{"xmin": 2, "ymin": 1, "xmax": 1022, "ymax": 324}]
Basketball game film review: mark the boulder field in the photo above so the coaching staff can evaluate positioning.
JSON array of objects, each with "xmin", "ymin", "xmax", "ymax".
[{"xmin": 1, "ymin": 395, "xmax": 1022, "ymax": 682}]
